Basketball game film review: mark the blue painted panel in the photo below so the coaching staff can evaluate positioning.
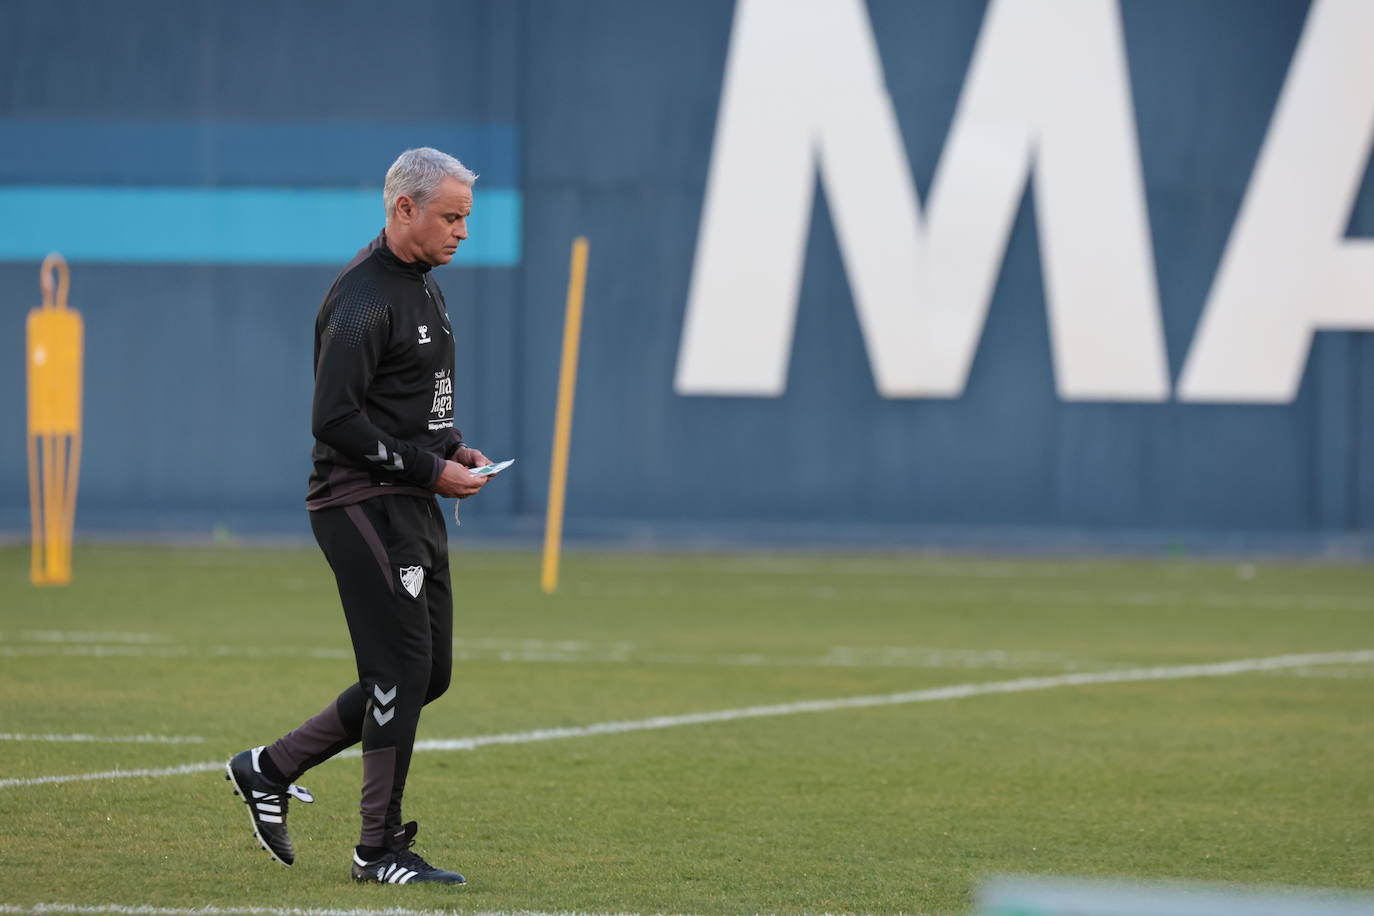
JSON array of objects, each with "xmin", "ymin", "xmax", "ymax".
[
  {"xmin": 0, "ymin": 0, "xmax": 1369, "ymax": 548},
  {"xmin": 0, "ymin": 120, "xmax": 519, "ymax": 187},
  {"xmin": 515, "ymin": 0, "xmax": 1365, "ymax": 539},
  {"xmin": 0, "ymin": 186, "xmax": 521, "ymax": 265},
  {"xmin": 0, "ymin": 2, "xmax": 522, "ymax": 124},
  {"xmin": 0, "ymin": 258, "xmax": 510, "ymax": 533}
]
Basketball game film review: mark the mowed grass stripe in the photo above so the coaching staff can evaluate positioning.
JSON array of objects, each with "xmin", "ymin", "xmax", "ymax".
[
  {"xmin": 0, "ymin": 905, "xmax": 709, "ymax": 916},
  {"xmin": 4, "ymin": 649, "xmax": 1368, "ymax": 791},
  {"xmin": 0, "ymin": 641, "xmax": 1120, "ymax": 671},
  {"xmin": 560, "ymin": 580, "xmax": 1374, "ymax": 612}
]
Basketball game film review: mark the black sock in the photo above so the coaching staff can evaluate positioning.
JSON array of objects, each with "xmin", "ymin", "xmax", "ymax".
[
  {"xmin": 256, "ymin": 747, "xmax": 290, "ymax": 786},
  {"xmin": 357, "ymin": 843, "xmax": 388, "ymax": 861}
]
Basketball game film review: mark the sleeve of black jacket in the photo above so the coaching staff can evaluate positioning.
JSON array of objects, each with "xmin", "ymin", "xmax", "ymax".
[{"xmin": 311, "ymin": 283, "xmax": 443, "ymax": 488}]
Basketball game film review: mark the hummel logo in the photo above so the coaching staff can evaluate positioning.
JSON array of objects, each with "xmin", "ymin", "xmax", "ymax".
[
  {"xmin": 418, "ymin": 325, "xmax": 432, "ymax": 344},
  {"xmin": 372, "ymin": 682, "xmax": 397, "ymax": 726},
  {"xmin": 366, "ymin": 441, "xmax": 404, "ymax": 472},
  {"xmin": 399, "ymin": 565, "xmax": 424, "ymax": 598}
]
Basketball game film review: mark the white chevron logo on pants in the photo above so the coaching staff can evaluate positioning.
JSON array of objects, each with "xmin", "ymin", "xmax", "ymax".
[{"xmin": 371, "ymin": 683, "xmax": 397, "ymax": 726}]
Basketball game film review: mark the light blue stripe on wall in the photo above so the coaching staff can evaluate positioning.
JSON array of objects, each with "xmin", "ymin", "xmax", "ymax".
[{"xmin": 0, "ymin": 186, "xmax": 520, "ymax": 266}]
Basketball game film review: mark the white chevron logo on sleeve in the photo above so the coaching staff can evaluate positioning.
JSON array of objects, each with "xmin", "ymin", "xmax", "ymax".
[
  {"xmin": 372, "ymin": 706, "xmax": 395, "ymax": 726},
  {"xmin": 365, "ymin": 441, "xmax": 405, "ymax": 471},
  {"xmin": 373, "ymin": 684, "xmax": 397, "ymax": 706}
]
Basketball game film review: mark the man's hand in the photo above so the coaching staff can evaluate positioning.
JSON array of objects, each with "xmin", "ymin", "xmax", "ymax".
[
  {"xmin": 434, "ymin": 460, "xmax": 488, "ymax": 498},
  {"xmin": 453, "ymin": 445, "xmax": 490, "ymax": 469}
]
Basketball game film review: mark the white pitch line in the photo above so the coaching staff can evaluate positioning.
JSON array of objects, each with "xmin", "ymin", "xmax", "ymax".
[
  {"xmin": 12, "ymin": 631, "xmax": 172, "ymax": 645},
  {"xmin": 0, "ymin": 761, "xmax": 227, "ymax": 789},
  {"xmin": 0, "ymin": 646, "xmax": 352, "ymax": 660},
  {"xmin": 2, "ymin": 649, "xmax": 1370, "ymax": 791},
  {"xmin": 0, "ymin": 646, "xmax": 191, "ymax": 659},
  {"xmin": 0, "ymin": 733, "xmax": 205, "ymax": 744}
]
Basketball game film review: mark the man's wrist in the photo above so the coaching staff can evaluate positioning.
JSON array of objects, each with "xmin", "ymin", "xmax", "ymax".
[{"xmin": 418, "ymin": 449, "xmax": 444, "ymax": 488}]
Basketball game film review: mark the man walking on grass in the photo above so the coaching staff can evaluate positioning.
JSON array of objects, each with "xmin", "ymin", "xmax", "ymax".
[{"xmin": 226, "ymin": 147, "xmax": 494, "ymax": 886}]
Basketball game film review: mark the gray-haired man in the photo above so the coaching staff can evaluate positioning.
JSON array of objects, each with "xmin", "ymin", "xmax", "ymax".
[{"xmin": 226, "ymin": 148, "xmax": 491, "ymax": 886}]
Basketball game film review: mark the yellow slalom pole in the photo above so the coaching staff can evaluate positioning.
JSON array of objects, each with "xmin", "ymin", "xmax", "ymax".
[
  {"xmin": 27, "ymin": 253, "xmax": 83, "ymax": 586},
  {"xmin": 542, "ymin": 237, "xmax": 590, "ymax": 594},
  {"xmin": 27, "ymin": 430, "xmax": 41, "ymax": 584}
]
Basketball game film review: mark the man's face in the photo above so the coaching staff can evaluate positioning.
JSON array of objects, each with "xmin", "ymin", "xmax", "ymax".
[{"xmin": 407, "ymin": 177, "xmax": 473, "ymax": 266}]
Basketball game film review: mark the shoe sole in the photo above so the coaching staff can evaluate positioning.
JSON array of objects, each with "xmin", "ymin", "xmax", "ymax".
[
  {"xmin": 352, "ymin": 873, "xmax": 467, "ymax": 886},
  {"xmin": 224, "ymin": 761, "xmax": 292, "ymax": 867}
]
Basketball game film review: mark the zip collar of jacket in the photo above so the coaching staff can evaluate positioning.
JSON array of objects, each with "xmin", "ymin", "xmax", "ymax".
[{"xmin": 373, "ymin": 229, "xmax": 434, "ymax": 277}]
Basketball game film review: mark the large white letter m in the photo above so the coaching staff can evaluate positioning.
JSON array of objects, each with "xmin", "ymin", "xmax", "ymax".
[{"xmin": 675, "ymin": 0, "xmax": 1170, "ymax": 400}]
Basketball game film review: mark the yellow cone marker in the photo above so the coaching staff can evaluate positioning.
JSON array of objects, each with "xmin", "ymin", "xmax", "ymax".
[
  {"xmin": 27, "ymin": 253, "xmax": 83, "ymax": 586},
  {"xmin": 542, "ymin": 237, "xmax": 589, "ymax": 594}
]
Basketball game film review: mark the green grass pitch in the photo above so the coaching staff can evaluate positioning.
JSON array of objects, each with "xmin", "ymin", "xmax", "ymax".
[{"xmin": 1, "ymin": 544, "xmax": 1372, "ymax": 915}]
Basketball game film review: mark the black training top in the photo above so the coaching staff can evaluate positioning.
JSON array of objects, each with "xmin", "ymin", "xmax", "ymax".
[{"xmin": 306, "ymin": 230, "xmax": 462, "ymax": 510}]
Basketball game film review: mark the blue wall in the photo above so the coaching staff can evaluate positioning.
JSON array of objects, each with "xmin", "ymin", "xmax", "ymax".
[{"xmin": 1, "ymin": 0, "xmax": 1370, "ymax": 549}]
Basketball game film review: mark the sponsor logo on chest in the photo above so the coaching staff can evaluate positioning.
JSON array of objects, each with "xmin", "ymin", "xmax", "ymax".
[{"xmin": 429, "ymin": 369, "xmax": 454, "ymax": 431}]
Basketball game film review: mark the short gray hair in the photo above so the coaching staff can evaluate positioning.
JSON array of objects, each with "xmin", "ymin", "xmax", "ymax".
[{"xmin": 383, "ymin": 147, "xmax": 477, "ymax": 217}]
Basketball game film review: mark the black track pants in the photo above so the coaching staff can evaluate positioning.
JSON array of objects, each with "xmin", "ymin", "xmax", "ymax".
[{"xmin": 266, "ymin": 494, "xmax": 452, "ymax": 848}]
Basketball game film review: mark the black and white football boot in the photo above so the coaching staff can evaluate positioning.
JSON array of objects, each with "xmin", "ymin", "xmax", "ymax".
[
  {"xmin": 351, "ymin": 821, "xmax": 466, "ymax": 886},
  {"xmin": 225, "ymin": 746, "xmax": 314, "ymax": 867}
]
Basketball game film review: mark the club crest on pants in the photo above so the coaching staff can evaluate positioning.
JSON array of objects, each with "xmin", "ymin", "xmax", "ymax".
[{"xmin": 398, "ymin": 565, "xmax": 425, "ymax": 598}]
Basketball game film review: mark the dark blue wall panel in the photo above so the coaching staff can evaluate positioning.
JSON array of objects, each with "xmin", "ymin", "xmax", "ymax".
[{"xmin": 0, "ymin": 0, "xmax": 1369, "ymax": 548}]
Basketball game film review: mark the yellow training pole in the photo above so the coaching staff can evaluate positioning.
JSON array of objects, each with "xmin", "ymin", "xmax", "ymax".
[
  {"xmin": 27, "ymin": 253, "xmax": 83, "ymax": 586},
  {"xmin": 542, "ymin": 237, "xmax": 589, "ymax": 594}
]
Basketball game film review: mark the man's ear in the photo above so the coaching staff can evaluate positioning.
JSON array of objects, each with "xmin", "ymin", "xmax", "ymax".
[{"xmin": 393, "ymin": 194, "xmax": 418, "ymax": 224}]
